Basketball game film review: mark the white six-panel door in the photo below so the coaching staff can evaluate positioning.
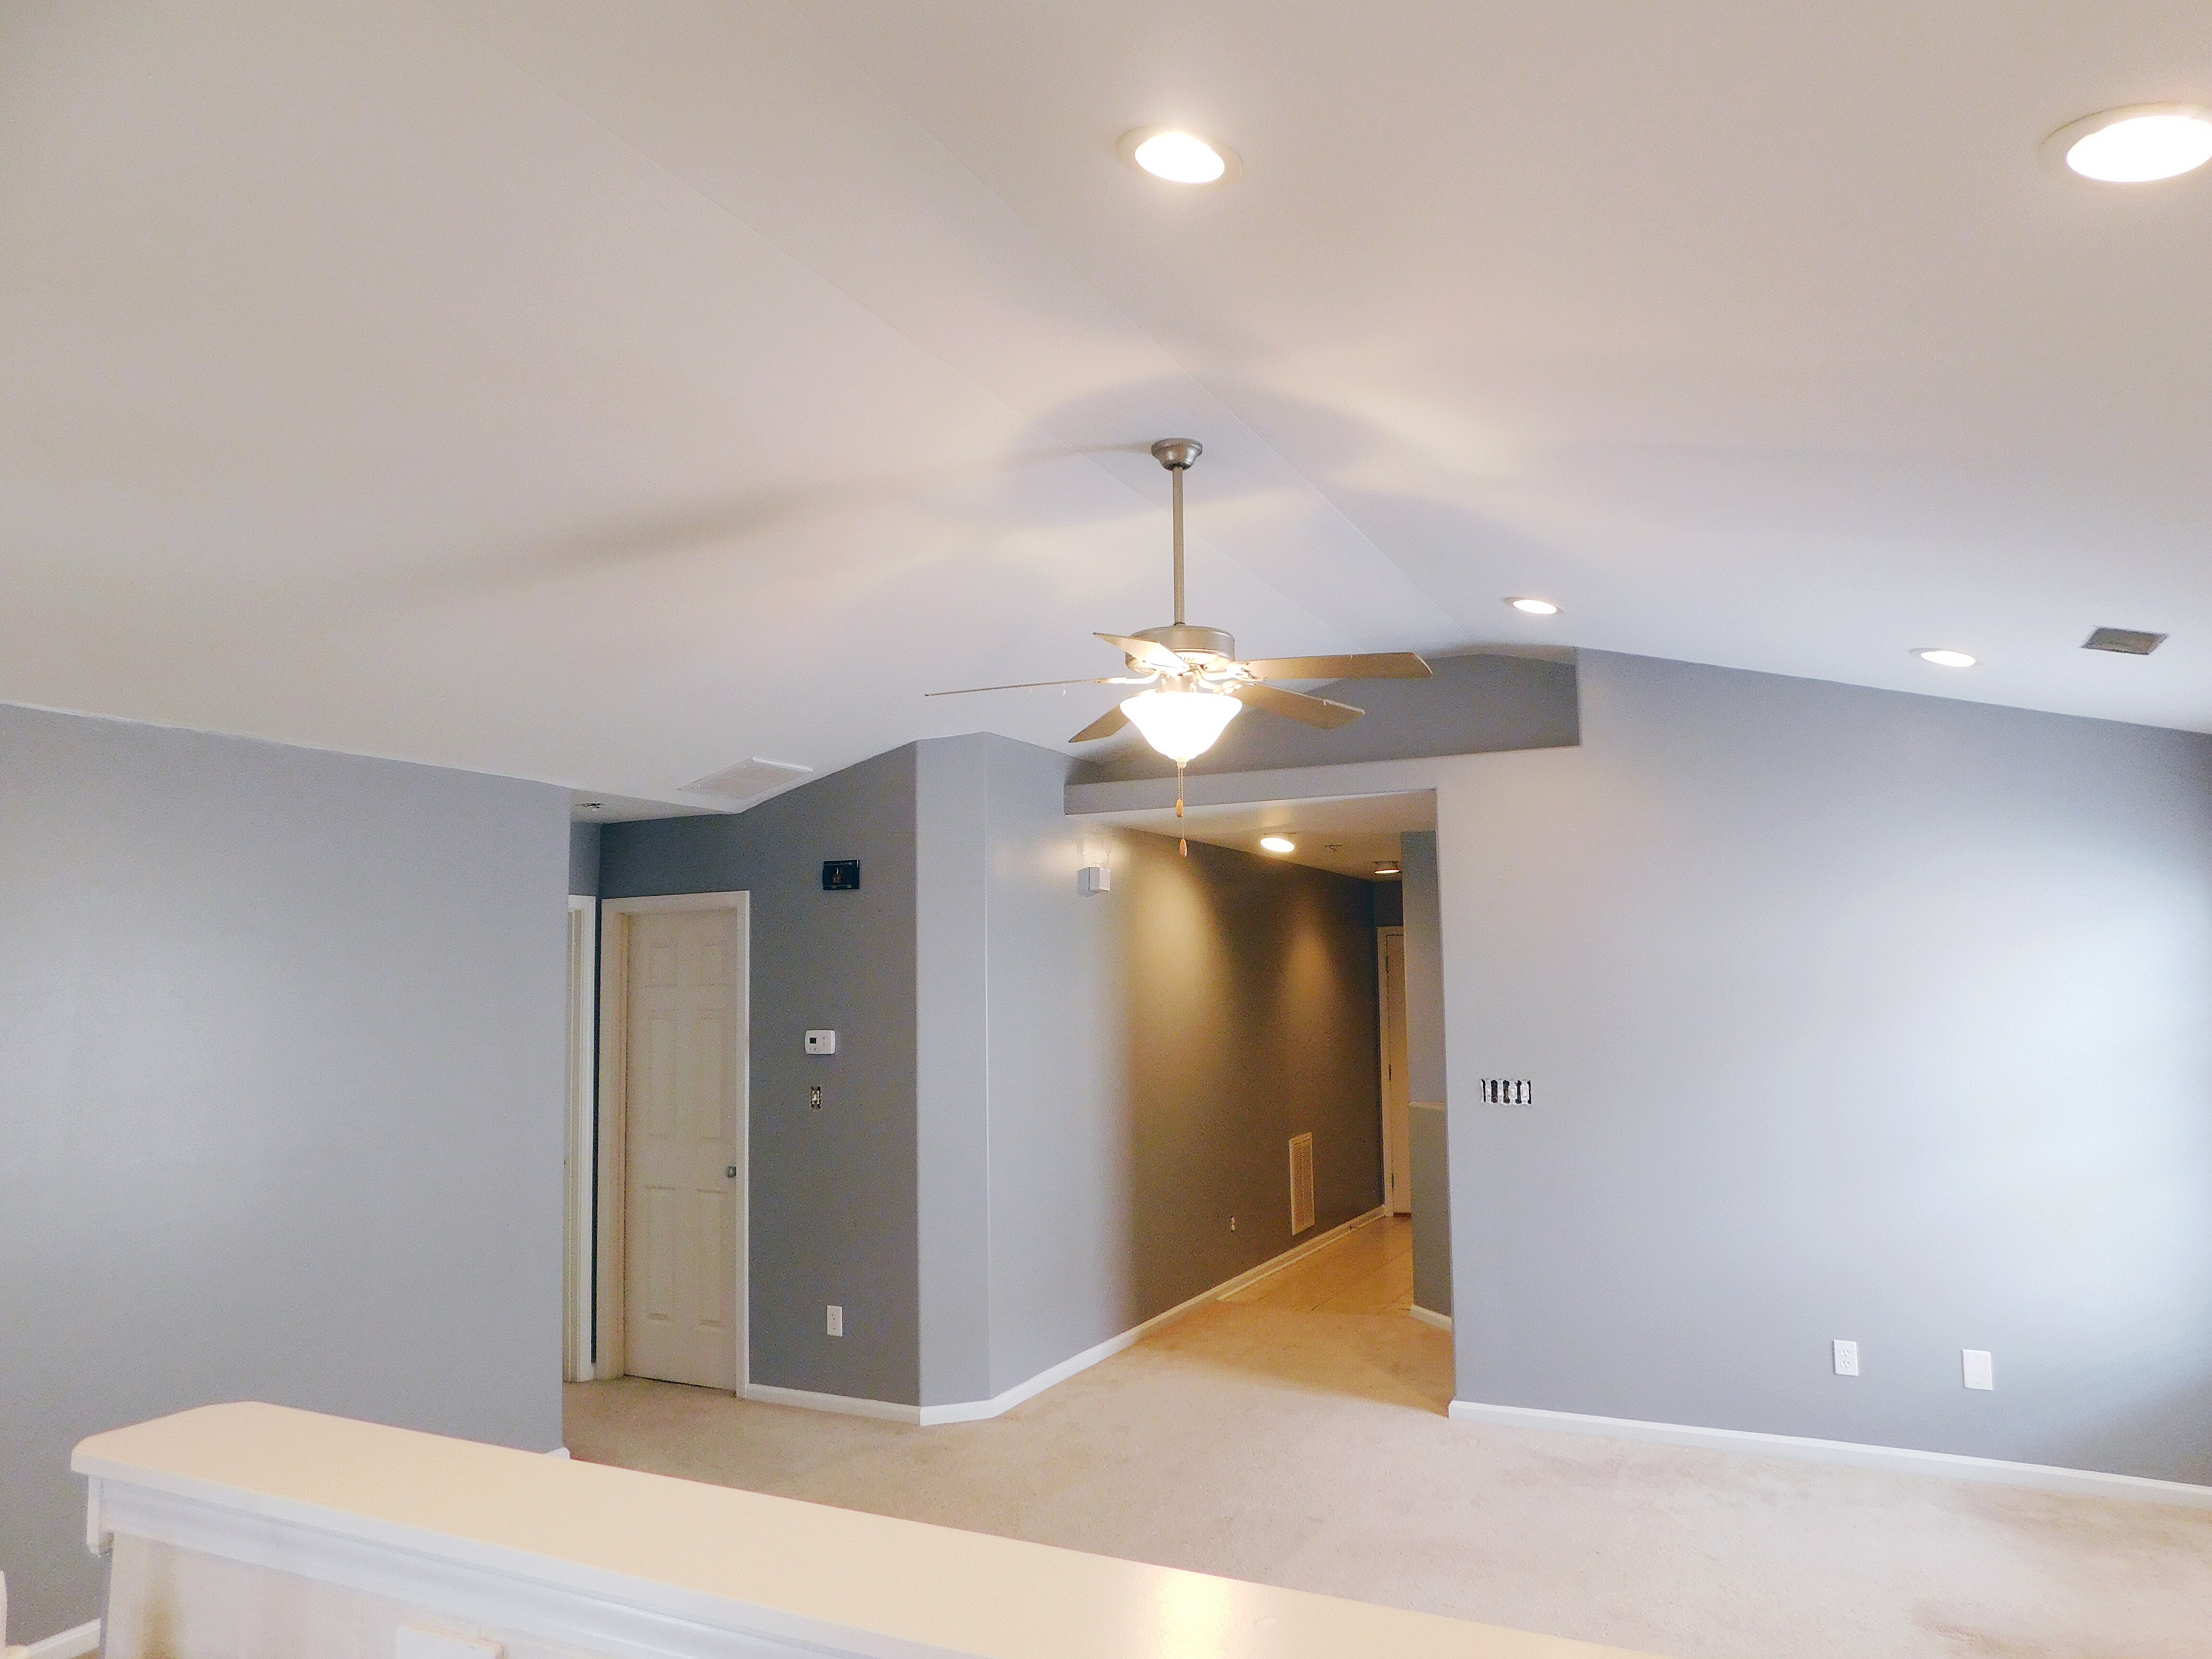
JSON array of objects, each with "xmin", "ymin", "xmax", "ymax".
[{"xmin": 624, "ymin": 907, "xmax": 742, "ymax": 1390}]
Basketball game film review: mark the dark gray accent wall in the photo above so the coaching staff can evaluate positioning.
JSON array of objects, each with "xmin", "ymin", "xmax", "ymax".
[
  {"xmin": 599, "ymin": 747, "xmax": 922, "ymax": 1406},
  {"xmin": 1444, "ymin": 652, "xmax": 2212, "ymax": 1481},
  {"xmin": 1372, "ymin": 879, "xmax": 1404, "ymax": 928},
  {"xmin": 936, "ymin": 734, "xmax": 1388, "ymax": 1402},
  {"xmin": 1111, "ymin": 823, "xmax": 1383, "ymax": 1313},
  {"xmin": 568, "ymin": 820, "xmax": 602, "ymax": 896},
  {"xmin": 1410, "ymin": 1104, "xmax": 1452, "ymax": 1318},
  {"xmin": 1070, "ymin": 650, "xmax": 1577, "ymax": 784},
  {"xmin": 0, "ymin": 703, "xmax": 569, "ymax": 1641}
]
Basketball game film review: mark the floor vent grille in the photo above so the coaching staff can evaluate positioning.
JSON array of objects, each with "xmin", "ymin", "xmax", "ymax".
[{"xmin": 1289, "ymin": 1133, "xmax": 1315, "ymax": 1235}]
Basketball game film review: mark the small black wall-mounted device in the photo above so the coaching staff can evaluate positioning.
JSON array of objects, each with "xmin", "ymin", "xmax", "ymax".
[{"xmin": 822, "ymin": 859, "xmax": 860, "ymax": 891}]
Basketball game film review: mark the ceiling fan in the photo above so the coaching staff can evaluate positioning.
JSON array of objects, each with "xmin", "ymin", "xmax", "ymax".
[{"xmin": 929, "ymin": 440, "xmax": 1432, "ymax": 797}]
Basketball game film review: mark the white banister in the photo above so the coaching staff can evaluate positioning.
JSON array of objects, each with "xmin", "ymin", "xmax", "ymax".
[{"xmin": 75, "ymin": 1402, "xmax": 1651, "ymax": 1659}]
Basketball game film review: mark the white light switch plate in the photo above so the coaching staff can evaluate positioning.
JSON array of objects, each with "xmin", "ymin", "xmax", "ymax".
[
  {"xmin": 805, "ymin": 1029, "xmax": 836, "ymax": 1054},
  {"xmin": 396, "ymin": 1629, "xmax": 501, "ymax": 1659},
  {"xmin": 1832, "ymin": 1339, "xmax": 1859, "ymax": 1377},
  {"xmin": 1963, "ymin": 1348, "xmax": 1994, "ymax": 1390}
]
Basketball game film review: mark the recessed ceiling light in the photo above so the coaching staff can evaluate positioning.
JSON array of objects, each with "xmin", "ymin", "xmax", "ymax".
[
  {"xmin": 1259, "ymin": 834, "xmax": 1296, "ymax": 854},
  {"xmin": 2049, "ymin": 105, "xmax": 2212, "ymax": 183},
  {"xmin": 1118, "ymin": 127, "xmax": 1242, "ymax": 185},
  {"xmin": 1914, "ymin": 649, "xmax": 1977, "ymax": 669},
  {"xmin": 1508, "ymin": 597, "xmax": 1560, "ymax": 616},
  {"xmin": 1372, "ymin": 859, "xmax": 1402, "ymax": 876}
]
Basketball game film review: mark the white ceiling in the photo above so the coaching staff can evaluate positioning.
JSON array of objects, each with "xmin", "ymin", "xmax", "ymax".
[
  {"xmin": 5, "ymin": 2, "xmax": 2210, "ymax": 811},
  {"xmin": 1076, "ymin": 791, "xmax": 1434, "ymax": 879}
]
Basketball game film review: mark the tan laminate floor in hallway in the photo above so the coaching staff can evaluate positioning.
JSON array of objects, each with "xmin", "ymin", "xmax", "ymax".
[
  {"xmin": 567, "ymin": 1219, "xmax": 2212, "ymax": 1659},
  {"xmin": 1222, "ymin": 1210, "xmax": 1414, "ymax": 1313}
]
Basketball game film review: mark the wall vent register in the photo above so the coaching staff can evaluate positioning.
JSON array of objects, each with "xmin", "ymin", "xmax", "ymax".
[
  {"xmin": 1481, "ymin": 1079, "xmax": 1533, "ymax": 1104},
  {"xmin": 1288, "ymin": 1133, "xmax": 1315, "ymax": 1234},
  {"xmin": 2083, "ymin": 627, "xmax": 2166, "ymax": 655}
]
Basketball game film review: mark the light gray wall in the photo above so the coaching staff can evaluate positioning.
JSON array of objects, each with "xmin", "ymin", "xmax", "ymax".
[
  {"xmin": 913, "ymin": 738, "xmax": 993, "ymax": 1406},
  {"xmin": 568, "ymin": 820, "xmax": 602, "ymax": 896},
  {"xmin": 0, "ymin": 703, "xmax": 569, "ymax": 1641},
  {"xmin": 1410, "ymin": 1104, "xmax": 1452, "ymax": 1318},
  {"xmin": 1070, "ymin": 650, "xmax": 1577, "ymax": 784},
  {"xmin": 1401, "ymin": 830, "xmax": 1452, "ymax": 1316},
  {"xmin": 599, "ymin": 748, "xmax": 922, "ymax": 1406},
  {"xmin": 1441, "ymin": 652, "xmax": 2212, "ymax": 1480}
]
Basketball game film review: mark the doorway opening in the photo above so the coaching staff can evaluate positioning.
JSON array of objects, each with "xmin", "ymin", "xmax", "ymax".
[{"xmin": 591, "ymin": 893, "xmax": 750, "ymax": 1391}]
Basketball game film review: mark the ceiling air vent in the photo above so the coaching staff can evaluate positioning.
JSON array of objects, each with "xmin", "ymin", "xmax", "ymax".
[
  {"xmin": 2083, "ymin": 628, "xmax": 2166, "ymax": 656},
  {"xmin": 680, "ymin": 757, "xmax": 813, "ymax": 802}
]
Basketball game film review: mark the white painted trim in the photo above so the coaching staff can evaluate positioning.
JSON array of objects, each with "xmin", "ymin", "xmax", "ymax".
[
  {"xmin": 1409, "ymin": 1305, "xmax": 1453, "ymax": 1332},
  {"xmin": 563, "ymin": 898, "xmax": 597, "ymax": 1385},
  {"xmin": 544, "ymin": 1447, "xmax": 571, "ymax": 1459},
  {"xmin": 25, "ymin": 1621, "xmax": 100, "ymax": 1659},
  {"xmin": 597, "ymin": 893, "xmax": 750, "ymax": 1392},
  {"xmin": 1445, "ymin": 1399, "xmax": 2212, "ymax": 1509},
  {"xmin": 740, "ymin": 1384, "xmax": 921, "ymax": 1425}
]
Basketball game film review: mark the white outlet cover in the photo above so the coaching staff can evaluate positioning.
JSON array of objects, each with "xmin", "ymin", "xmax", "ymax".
[
  {"xmin": 1963, "ymin": 1348, "xmax": 1994, "ymax": 1390},
  {"xmin": 1832, "ymin": 1339, "xmax": 1859, "ymax": 1377},
  {"xmin": 396, "ymin": 1630, "xmax": 502, "ymax": 1659},
  {"xmin": 805, "ymin": 1029, "xmax": 836, "ymax": 1054},
  {"xmin": 827, "ymin": 1304, "xmax": 844, "ymax": 1337}
]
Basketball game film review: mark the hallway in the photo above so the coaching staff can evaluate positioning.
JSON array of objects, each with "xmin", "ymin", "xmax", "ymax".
[{"xmin": 564, "ymin": 1220, "xmax": 2212, "ymax": 1659}]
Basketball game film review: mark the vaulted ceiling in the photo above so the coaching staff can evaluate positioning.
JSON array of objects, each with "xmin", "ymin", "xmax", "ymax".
[{"xmin": 5, "ymin": 2, "xmax": 2209, "ymax": 810}]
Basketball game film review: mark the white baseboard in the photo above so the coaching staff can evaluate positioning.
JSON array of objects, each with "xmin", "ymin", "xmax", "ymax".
[
  {"xmin": 1446, "ymin": 1399, "xmax": 2212, "ymax": 1509},
  {"xmin": 740, "ymin": 1382, "xmax": 921, "ymax": 1425},
  {"xmin": 1408, "ymin": 1305, "xmax": 1453, "ymax": 1331},
  {"xmin": 743, "ymin": 1206, "xmax": 1392, "ymax": 1429},
  {"xmin": 26, "ymin": 1621, "xmax": 101, "ymax": 1659}
]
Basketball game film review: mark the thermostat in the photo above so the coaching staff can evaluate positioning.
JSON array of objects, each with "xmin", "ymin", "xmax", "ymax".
[{"xmin": 806, "ymin": 1029, "xmax": 837, "ymax": 1055}]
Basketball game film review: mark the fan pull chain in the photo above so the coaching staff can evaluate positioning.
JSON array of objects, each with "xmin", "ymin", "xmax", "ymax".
[
  {"xmin": 1180, "ymin": 838, "xmax": 1188, "ymax": 857},
  {"xmin": 1176, "ymin": 761, "xmax": 1186, "ymax": 818}
]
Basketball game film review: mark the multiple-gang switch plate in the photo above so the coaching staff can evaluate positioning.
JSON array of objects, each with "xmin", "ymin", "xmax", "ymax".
[{"xmin": 1832, "ymin": 1339, "xmax": 1994, "ymax": 1389}]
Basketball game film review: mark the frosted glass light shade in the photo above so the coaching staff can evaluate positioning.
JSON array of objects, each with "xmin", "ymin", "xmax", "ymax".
[{"xmin": 1120, "ymin": 687, "xmax": 1242, "ymax": 763}]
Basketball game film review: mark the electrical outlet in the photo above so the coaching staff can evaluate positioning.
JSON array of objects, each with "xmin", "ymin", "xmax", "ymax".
[
  {"xmin": 808, "ymin": 1084, "xmax": 823, "ymax": 1110},
  {"xmin": 1963, "ymin": 1348, "xmax": 1993, "ymax": 1390},
  {"xmin": 827, "ymin": 1304, "xmax": 844, "ymax": 1338},
  {"xmin": 1832, "ymin": 1339, "xmax": 1859, "ymax": 1377},
  {"xmin": 1229, "ymin": 1216, "xmax": 1237, "ymax": 1231}
]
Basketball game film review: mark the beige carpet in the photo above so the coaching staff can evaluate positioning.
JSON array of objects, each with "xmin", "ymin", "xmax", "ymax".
[{"xmin": 567, "ymin": 1219, "xmax": 2212, "ymax": 1659}]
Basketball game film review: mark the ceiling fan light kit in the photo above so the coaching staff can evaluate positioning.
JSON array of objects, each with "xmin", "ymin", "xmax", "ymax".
[{"xmin": 928, "ymin": 438, "xmax": 1434, "ymax": 809}]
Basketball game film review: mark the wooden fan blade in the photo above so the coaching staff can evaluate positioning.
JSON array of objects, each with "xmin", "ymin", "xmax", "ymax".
[
  {"xmin": 926, "ymin": 677, "xmax": 1121, "ymax": 697},
  {"xmin": 1069, "ymin": 704, "xmax": 1130, "ymax": 743},
  {"xmin": 1235, "ymin": 683, "xmax": 1365, "ymax": 729},
  {"xmin": 1096, "ymin": 632, "xmax": 1191, "ymax": 675},
  {"xmin": 1241, "ymin": 651, "xmax": 1432, "ymax": 680}
]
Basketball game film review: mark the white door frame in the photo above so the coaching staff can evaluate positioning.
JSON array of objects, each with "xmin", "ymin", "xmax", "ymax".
[
  {"xmin": 564, "ymin": 897, "xmax": 598, "ymax": 1383},
  {"xmin": 1377, "ymin": 925, "xmax": 1407, "ymax": 1215},
  {"xmin": 595, "ymin": 892, "xmax": 750, "ymax": 1388}
]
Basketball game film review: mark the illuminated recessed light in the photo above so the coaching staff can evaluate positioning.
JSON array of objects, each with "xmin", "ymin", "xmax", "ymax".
[
  {"xmin": 1259, "ymin": 834, "xmax": 1297, "ymax": 854},
  {"xmin": 1508, "ymin": 597, "xmax": 1560, "ymax": 616},
  {"xmin": 1372, "ymin": 860, "xmax": 1402, "ymax": 876},
  {"xmin": 1914, "ymin": 649, "xmax": 1977, "ymax": 669},
  {"xmin": 1118, "ymin": 127, "xmax": 1242, "ymax": 185},
  {"xmin": 2048, "ymin": 105, "xmax": 2212, "ymax": 183}
]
